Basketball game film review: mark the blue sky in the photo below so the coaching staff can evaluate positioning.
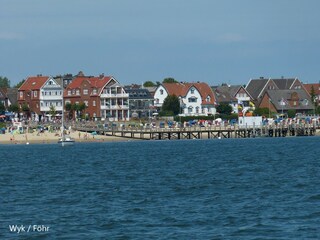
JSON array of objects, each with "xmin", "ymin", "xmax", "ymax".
[{"xmin": 1, "ymin": 0, "xmax": 320, "ymax": 86}]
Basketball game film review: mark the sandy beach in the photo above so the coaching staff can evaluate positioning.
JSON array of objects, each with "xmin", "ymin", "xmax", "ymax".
[{"xmin": 0, "ymin": 130, "xmax": 130, "ymax": 145}]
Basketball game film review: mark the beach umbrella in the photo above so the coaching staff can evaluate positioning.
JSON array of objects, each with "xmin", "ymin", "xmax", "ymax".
[{"xmin": 91, "ymin": 131, "xmax": 97, "ymax": 135}]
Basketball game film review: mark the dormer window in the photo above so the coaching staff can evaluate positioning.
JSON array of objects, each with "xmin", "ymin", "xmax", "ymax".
[
  {"xmin": 92, "ymin": 89, "xmax": 97, "ymax": 95},
  {"xmin": 206, "ymin": 95, "xmax": 211, "ymax": 102}
]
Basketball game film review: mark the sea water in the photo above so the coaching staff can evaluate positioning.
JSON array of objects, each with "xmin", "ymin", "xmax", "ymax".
[{"xmin": 0, "ymin": 137, "xmax": 320, "ymax": 239}]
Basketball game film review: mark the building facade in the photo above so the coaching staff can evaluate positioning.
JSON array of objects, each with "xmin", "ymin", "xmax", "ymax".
[
  {"xmin": 18, "ymin": 75, "xmax": 63, "ymax": 121},
  {"xmin": 65, "ymin": 75, "xmax": 129, "ymax": 121},
  {"xmin": 154, "ymin": 82, "xmax": 216, "ymax": 116}
]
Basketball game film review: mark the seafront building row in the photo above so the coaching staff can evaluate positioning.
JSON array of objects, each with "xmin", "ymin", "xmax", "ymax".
[{"xmin": 1, "ymin": 71, "xmax": 319, "ymax": 122}]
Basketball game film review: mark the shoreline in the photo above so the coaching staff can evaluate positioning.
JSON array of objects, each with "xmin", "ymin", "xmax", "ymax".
[{"xmin": 0, "ymin": 130, "xmax": 132, "ymax": 145}]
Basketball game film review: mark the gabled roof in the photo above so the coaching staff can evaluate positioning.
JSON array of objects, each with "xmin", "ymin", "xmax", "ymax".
[
  {"xmin": 245, "ymin": 78, "xmax": 269, "ymax": 99},
  {"xmin": 7, "ymin": 88, "xmax": 18, "ymax": 105},
  {"xmin": 266, "ymin": 89, "xmax": 313, "ymax": 110},
  {"xmin": 212, "ymin": 85, "xmax": 245, "ymax": 103},
  {"xmin": 0, "ymin": 88, "xmax": 6, "ymax": 100},
  {"xmin": 67, "ymin": 76, "xmax": 113, "ymax": 89},
  {"xmin": 162, "ymin": 82, "xmax": 215, "ymax": 105},
  {"xmin": 19, "ymin": 76, "xmax": 50, "ymax": 91},
  {"xmin": 272, "ymin": 78, "xmax": 296, "ymax": 89},
  {"xmin": 304, "ymin": 83, "xmax": 320, "ymax": 95}
]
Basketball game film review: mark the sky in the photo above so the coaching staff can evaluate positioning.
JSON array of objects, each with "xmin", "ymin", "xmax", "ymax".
[{"xmin": 1, "ymin": 0, "xmax": 320, "ymax": 86}]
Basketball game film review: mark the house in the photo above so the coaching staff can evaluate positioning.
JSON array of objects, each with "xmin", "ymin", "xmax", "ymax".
[
  {"xmin": 212, "ymin": 84, "xmax": 253, "ymax": 114},
  {"xmin": 154, "ymin": 82, "xmax": 216, "ymax": 116},
  {"xmin": 124, "ymin": 85, "xmax": 155, "ymax": 118},
  {"xmin": 258, "ymin": 89, "xmax": 314, "ymax": 115},
  {"xmin": 54, "ymin": 73, "xmax": 75, "ymax": 88},
  {"xmin": 64, "ymin": 74, "xmax": 129, "ymax": 121},
  {"xmin": 303, "ymin": 83, "xmax": 320, "ymax": 104},
  {"xmin": 245, "ymin": 77, "xmax": 305, "ymax": 104},
  {"xmin": 0, "ymin": 88, "xmax": 7, "ymax": 108},
  {"xmin": 6, "ymin": 88, "xmax": 18, "ymax": 107},
  {"xmin": 18, "ymin": 75, "xmax": 63, "ymax": 121}
]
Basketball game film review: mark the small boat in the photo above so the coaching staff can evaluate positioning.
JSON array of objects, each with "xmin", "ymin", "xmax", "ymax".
[
  {"xmin": 58, "ymin": 134, "xmax": 75, "ymax": 146},
  {"xmin": 58, "ymin": 86, "xmax": 75, "ymax": 146}
]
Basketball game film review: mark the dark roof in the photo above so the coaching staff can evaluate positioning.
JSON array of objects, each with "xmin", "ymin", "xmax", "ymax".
[
  {"xmin": 124, "ymin": 88, "xmax": 153, "ymax": 100},
  {"xmin": 267, "ymin": 89, "xmax": 313, "ymax": 111},
  {"xmin": 272, "ymin": 78, "xmax": 296, "ymax": 89},
  {"xmin": 7, "ymin": 88, "xmax": 18, "ymax": 105},
  {"xmin": 245, "ymin": 79, "xmax": 269, "ymax": 99},
  {"xmin": 212, "ymin": 84, "xmax": 247, "ymax": 103}
]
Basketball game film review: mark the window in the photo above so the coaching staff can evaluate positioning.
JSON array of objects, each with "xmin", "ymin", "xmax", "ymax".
[
  {"xmin": 160, "ymin": 89, "xmax": 164, "ymax": 95},
  {"xmin": 76, "ymin": 90, "xmax": 80, "ymax": 95},
  {"xmin": 206, "ymin": 95, "xmax": 211, "ymax": 102},
  {"xmin": 83, "ymin": 89, "xmax": 88, "ymax": 95},
  {"xmin": 191, "ymin": 88, "xmax": 195, "ymax": 94},
  {"xmin": 196, "ymin": 106, "xmax": 199, "ymax": 113},
  {"xmin": 68, "ymin": 90, "xmax": 71, "ymax": 96},
  {"xmin": 93, "ymin": 100, "xmax": 96, "ymax": 106},
  {"xmin": 92, "ymin": 89, "xmax": 97, "ymax": 95},
  {"xmin": 19, "ymin": 92, "xmax": 23, "ymax": 98},
  {"xmin": 188, "ymin": 106, "xmax": 193, "ymax": 113},
  {"xmin": 188, "ymin": 97, "xmax": 197, "ymax": 103},
  {"xmin": 34, "ymin": 91, "xmax": 37, "ymax": 97}
]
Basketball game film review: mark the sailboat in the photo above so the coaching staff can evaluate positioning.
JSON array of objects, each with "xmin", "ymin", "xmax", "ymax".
[{"xmin": 58, "ymin": 88, "xmax": 75, "ymax": 146}]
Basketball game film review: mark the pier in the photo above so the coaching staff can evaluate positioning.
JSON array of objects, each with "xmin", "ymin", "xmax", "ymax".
[{"xmin": 74, "ymin": 124, "xmax": 317, "ymax": 140}]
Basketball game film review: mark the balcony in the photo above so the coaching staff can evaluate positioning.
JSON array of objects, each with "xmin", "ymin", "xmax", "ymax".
[
  {"xmin": 39, "ymin": 96, "xmax": 62, "ymax": 101},
  {"xmin": 101, "ymin": 105, "xmax": 129, "ymax": 110},
  {"xmin": 40, "ymin": 106, "xmax": 63, "ymax": 112},
  {"xmin": 100, "ymin": 93, "xmax": 129, "ymax": 98}
]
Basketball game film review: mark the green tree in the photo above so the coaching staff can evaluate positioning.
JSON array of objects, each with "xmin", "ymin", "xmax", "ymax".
[
  {"xmin": 0, "ymin": 76, "xmax": 10, "ymax": 88},
  {"xmin": 79, "ymin": 102, "xmax": 87, "ymax": 118},
  {"xmin": 65, "ymin": 102, "xmax": 72, "ymax": 119},
  {"xmin": 216, "ymin": 103, "xmax": 232, "ymax": 115},
  {"xmin": 310, "ymin": 85, "xmax": 317, "ymax": 108},
  {"xmin": 8, "ymin": 103, "xmax": 19, "ymax": 113},
  {"xmin": 143, "ymin": 81, "xmax": 156, "ymax": 87},
  {"xmin": 0, "ymin": 102, "xmax": 5, "ymax": 114},
  {"xmin": 13, "ymin": 79, "xmax": 25, "ymax": 88},
  {"xmin": 253, "ymin": 107, "xmax": 270, "ymax": 116},
  {"xmin": 71, "ymin": 103, "xmax": 80, "ymax": 119},
  {"xmin": 21, "ymin": 103, "xmax": 30, "ymax": 118},
  {"xmin": 162, "ymin": 77, "xmax": 178, "ymax": 84},
  {"xmin": 287, "ymin": 109, "xmax": 296, "ymax": 118},
  {"xmin": 161, "ymin": 94, "xmax": 180, "ymax": 115},
  {"xmin": 49, "ymin": 105, "xmax": 56, "ymax": 118}
]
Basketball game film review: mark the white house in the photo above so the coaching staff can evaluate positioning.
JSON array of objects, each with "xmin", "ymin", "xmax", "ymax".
[
  {"xmin": 154, "ymin": 82, "xmax": 216, "ymax": 116},
  {"xmin": 40, "ymin": 77, "xmax": 63, "ymax": 119},
  {"xmin": 18, "ymin": 75, "xmax": 63, "ymax": 121}
]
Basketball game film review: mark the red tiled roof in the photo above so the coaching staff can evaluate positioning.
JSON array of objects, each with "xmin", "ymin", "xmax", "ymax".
[
  {"xmin": 304, "ymin": 83, "xmax": 320, "ymax": 95},
  {"xmin": 163, "ymin": 82, "xmax": 216, "ymax": 105},
  {"xmin": 19, "ymin": 76, "xmax": 49, "ymax": 91},
  {"xmin": 66, "ymin": 76, "xmax": 113, "ymax": 91}
]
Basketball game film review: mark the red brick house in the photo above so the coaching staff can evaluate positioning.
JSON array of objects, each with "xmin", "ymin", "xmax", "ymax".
[
  {"xmin": 64, "ymin": 74, "xmax": 129, "ymax": 120},
  {"xmin": 18, "ymin": 75, "xmax": 63, "ymax": 120}
]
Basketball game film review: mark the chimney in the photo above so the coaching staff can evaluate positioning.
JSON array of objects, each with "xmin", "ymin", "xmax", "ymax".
[{"xmin": 99, "ymin": 73, "xmax": 104, "ymax": 79}]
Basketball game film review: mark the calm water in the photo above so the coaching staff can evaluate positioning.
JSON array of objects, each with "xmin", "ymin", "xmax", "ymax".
[{"xmin": 1, "ymin": 137, "xmax": 320, "ymax": 239}]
